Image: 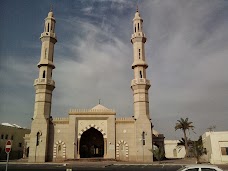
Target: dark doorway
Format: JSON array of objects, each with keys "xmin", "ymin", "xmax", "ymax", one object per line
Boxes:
[
  {"xmin": 80, "ymin": 127, "xmax": 104, "ymax": 158},
  {"xmin": 26, "ymin": 147, "xmax": 29, "ymax": 157}
]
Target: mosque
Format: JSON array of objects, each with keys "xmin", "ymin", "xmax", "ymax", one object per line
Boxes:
[{"xmin": 25, "ymin": 8, "xmax": 164, "ymax": 163}]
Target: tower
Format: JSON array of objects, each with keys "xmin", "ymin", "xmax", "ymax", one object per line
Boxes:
[
  {"xmin": 131, "ymin": 9, "xmax": 153, "ymax": 161},
  {"xmin": 28, "ymin": 10, "xmax": 57, "ymax": 162}
]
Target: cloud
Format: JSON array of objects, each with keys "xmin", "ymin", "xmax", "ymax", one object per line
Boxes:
[
  {"xmin": 81, "ymin": 7, "xmax": 93, "ymax": 14},
  {"xmin": 0, "ymin": 0, "xmax": 228, "ymax": 139},
  {"xmin": 52, "ymin": 16, "xmax": 133, "ymax": 117},
  {"xmin": 142, "ymin": 0, "xmax": 228, "ymax": 139}
]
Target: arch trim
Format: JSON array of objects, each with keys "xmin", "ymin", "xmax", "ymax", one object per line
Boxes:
[
  {"xmin": 78, "ymin": 124, "xmax": 106, "ymax": 138},
  {"xmin": 53, "ymin": 140, "xmax": 66, "ymax": 159},
  {"xmin": 116, "ymin": 140, "xmax": 129, "ymax": 160}
]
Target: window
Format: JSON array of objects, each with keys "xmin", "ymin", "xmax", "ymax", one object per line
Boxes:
[
  {"xmin": 19, "ymin": 143, "xmax": 22, "ymax": 147},
  {"xmin": 135, "ymin": 25, "xmax": 136, "ymax": 33},
  {"xmin": 221, "ymin": 147, "xmax": 228, "ymax": 155},
  {"xmin": 138, "ymin": 23, "xmax": 139, "ymax": 31},
  {"xmin": 11, "ymin": 135, "xmax": 14, "ymax": 140},
  {"xmin": 36, "ymin": 132, "xmax": 40, "ymax": 146},
  {"xmin": 186, "ymin": 169, "xmax": 199, "ymax": 171},
  {"xmin": 201, "ymin": 169, "xmax": 216, "ymax": 171},
  {"xmin": 1, "ymin": 134, "xmax": 3, "ymax": 139},
  {"xmin": 47, "ymin": 23, "xmax": 50, "ymax": 32},
  {"xmin": 42, "ymin": 70, "xmax": 46, "ymax": 78},
  {"xmin": 5, "ymin": 134, "xmax": 8, "ymax": 139},
  {"xmin": 139, "ymin": 49, "xmax": 141, "ymax": 59},
  {"xmin": 139, "ymin": 71, "xmax": 142, "ymax": 78},
  {"xmin": 58, "ymin": 145, "xmax": 61, "ymax": 152},
  {"xmin": 173, "ymin": 149, "xmax": 177, "ymax": 157}
]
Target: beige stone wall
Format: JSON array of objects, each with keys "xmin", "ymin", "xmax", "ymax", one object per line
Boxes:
[
  {"xmin": 50, "ymin": 118, "xmax": 69, "ymax": 161},
  {"xmin": 116, "ymin": 118, "xmax": 135, "ymax": 161},
  {"xmin": 0, "ymin": 125, "xmax": 30, "ymax": 160},
  {"xmin": 134, "ymin": 116, "xmax": 153, "ymax": 162}
]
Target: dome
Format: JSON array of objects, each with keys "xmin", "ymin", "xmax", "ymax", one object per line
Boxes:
[{"xmin": 91, "ymin": 104, "xmax": 110, "ymax": 110}]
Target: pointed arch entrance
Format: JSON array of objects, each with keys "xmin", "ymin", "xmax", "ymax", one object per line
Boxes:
[{"xmin": 79, "ymin": 127, "xmax": 104, "ymax": 158}]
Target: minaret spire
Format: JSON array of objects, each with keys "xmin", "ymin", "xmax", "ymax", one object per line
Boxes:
[
  {"xmin": 131, "ymin": 9, "xmax": 150, "ymax": 119},
  {"xmin": 29, "ymin": 10, "xmax": 57, "ymax": 163},
  {"xmin": 50, "ymin": 4, "xmax": 53, "ymax": 12}
]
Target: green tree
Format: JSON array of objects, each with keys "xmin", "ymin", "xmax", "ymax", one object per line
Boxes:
[
  {"xmin": 190, "ymin": 136, "xmax": 207, "ymax": 163},
  {"xmin": 150, "ymin": 146, "xmax": 165, "ymax": 162},
  {"xmin": 175, "ymin": 117, "xmax": 194, "ymax": 157}
]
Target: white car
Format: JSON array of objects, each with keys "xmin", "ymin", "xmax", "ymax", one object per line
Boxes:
[{"xmin": 177, "ymin": 165, "xmax": 223, "ymax": 171}]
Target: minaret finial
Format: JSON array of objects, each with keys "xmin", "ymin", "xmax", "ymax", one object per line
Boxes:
[
  {"xmin": 99, "ymin": 99, "xmax": 101, "ymax": 104},
  {"xmin": 50, "ymin": 4, "xmax": 53, "ymax": 12},
  {"xmin": 136, "ymin": 4, "xmax": 139, "ymax": 12}
]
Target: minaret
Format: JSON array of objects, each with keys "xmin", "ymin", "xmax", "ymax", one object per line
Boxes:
[
  {"xmin": 28, "ymin": 10, "xmax": 57, "ymax": 162},
  {"xmin": 131, "ymin": 9, "xmax": 153, "ymax": 161}
]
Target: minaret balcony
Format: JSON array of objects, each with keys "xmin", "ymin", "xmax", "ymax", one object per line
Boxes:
[
  {"xmin": 34, "ymin": 78, "xmax": 55, "ymax": 87},
  {"xmin": 132, "ymin": 61, "xmax": 148, "ymax": 69},
  {"xmin": 37, "ymin": 60, "xmax": 55, "ymax": 69},
  {"xmin": 40, "ymin": 32, "xmax": 57, "ymax": 39},
  {"xmin": 131, "ymin": 78, "xmax": 150, "ymax": 87},
  {"xmin": 131, "ymin": 33, "xmax": 147, "ymax": 43},
  {"xmin": 131, "ymin": 32, "xmax": 146, "ymax": 39}
]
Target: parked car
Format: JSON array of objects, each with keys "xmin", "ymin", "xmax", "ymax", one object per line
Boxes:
[{"xmin": 177, "ymin": 165, "xmax": 223, "ymax": 171}]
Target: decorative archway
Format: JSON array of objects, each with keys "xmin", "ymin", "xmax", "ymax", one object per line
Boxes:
[
  {"xmin": 53, "ymin": 140, "xmax": 66, "ymax": 160},
  {"xmin": 79, "ymin": 127, "xmax": 104, "ymax": 158},
  {"xmin": 116, "ymin": 140, "xmax": 129, "ymax": 160},
  {"xmin": 78, "ymin": 124, "xmax": 106, "ymax": 138}
]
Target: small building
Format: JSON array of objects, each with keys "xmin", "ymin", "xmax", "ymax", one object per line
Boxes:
[
  {"xmin": 202, "ymin": 131, "xmax": 228, "ymax": 164},
  {"xmin": 0, "ymin": 123, "xmax": 30, "ymax": 160},
  {"xmin": 164, "ymin": 140, "xmax": 186, "ymax": 159}
]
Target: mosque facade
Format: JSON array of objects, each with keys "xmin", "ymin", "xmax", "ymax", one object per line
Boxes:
[{"xmin": 25, "ymin": 9, "xmax": 163, "ymax": 162}]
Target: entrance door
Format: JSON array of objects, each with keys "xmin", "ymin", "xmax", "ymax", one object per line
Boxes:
[{"xmin": 80, "ymin": 127, "xmax": 104, "ymax": 158}]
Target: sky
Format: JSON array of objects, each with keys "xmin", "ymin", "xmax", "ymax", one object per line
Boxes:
[{"xmin": 0, "ymin": 0, "xmax": 228, "ymax": 140}]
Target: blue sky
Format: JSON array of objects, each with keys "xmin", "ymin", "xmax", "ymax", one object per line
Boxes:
[{"xmin": 0, "ymin": 0, "xmax": 228, "ymax": 139}]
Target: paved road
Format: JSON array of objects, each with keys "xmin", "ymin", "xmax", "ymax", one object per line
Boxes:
[
  {"xmin": 105, "ymin": 164, "xmax": 181, "ymax": 171},
  {"xmin": 0, "ymin": 163, "xmax": 227, "ymax": 171},
  {"xmin": 0, "ymin": 163, "xmax": 182, "ymax": 171}
]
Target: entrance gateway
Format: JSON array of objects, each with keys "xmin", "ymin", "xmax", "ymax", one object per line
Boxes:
[{"xmin": 79, "ymin": 127, "xmax": 104, "ymax": 158}]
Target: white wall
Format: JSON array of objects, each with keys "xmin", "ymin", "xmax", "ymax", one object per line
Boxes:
[
  {"xmin": 202, "ymin": 131, "xmax": 228, "ymax": 164},
  {"xmin": 164, "ymin": 140, "xmax": 186, "ymax": 159}
]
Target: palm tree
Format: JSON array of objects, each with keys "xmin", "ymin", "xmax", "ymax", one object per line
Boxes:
[
  {"xmin": 177, "ymin": 137, "xmax": 192, "ymax": 146},
  {"xmin": 175, "ymin": 117, "xmax": 194, "ymax": 157}
]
